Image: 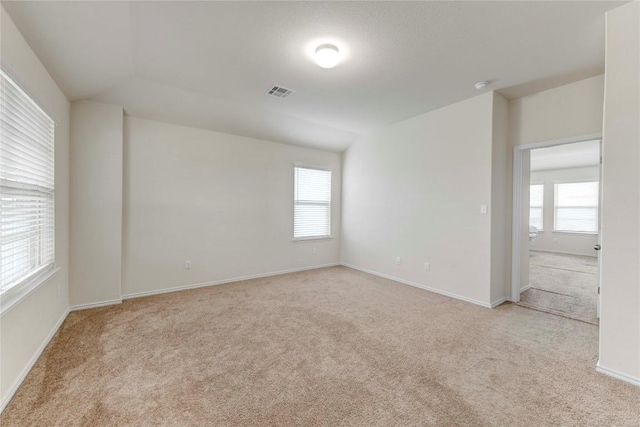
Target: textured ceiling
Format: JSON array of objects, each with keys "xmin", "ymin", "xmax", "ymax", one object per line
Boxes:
[{"xmin": 2, "ymin": 1, "xmax": 623, "ymax": 152}]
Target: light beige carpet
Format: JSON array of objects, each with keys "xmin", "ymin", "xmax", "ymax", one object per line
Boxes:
[
  {"xmin": 1, "ymin": 266, "xmax": 638, "ymax": 426},
  {"xmin": 522, "ymin": 251, "xmax": 599, "ymax": 324}
]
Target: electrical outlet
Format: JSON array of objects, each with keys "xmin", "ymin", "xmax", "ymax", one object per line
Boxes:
[
  {"xmin": 312, "ymin": 247, "xmax": 318, "ymax": 255},
  {"xmin": 396, "ymin": 257, "xmax": 402, "ymax": 265},
  {"xmin": 185, "ymin": 260, "xmax": 192, "ymax": 269},
  {"xmin": 424, "ymin": 262, "xmax": 430, "ymax": 271}
]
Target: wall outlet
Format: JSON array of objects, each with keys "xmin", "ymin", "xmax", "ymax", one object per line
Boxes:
[
  {"xmin": 312, "ymin": 247, "xmax": 318, "ymax": 255},
  {"xmin": 424, "ymin": 262, "xmax": 430, "ymax": 271},
  {"xmin": 185, "ymin": 260, "xmax": 192, "ymax": 269},
  {"xmin": 480, "ymin": 204, "xmax": 488, "ymax": 214},
  {"xmin": 396, "ymin": 257, "xmax": 402, "ymax": 265}
]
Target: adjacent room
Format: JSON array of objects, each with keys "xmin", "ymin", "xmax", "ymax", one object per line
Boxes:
[
  {"xmin": 523, "ymin": 140, "xmax": 601, "ymax": 324},
  {"xmin": 0, "ymin": 1, "xmax": 639, "ymax": 426}
]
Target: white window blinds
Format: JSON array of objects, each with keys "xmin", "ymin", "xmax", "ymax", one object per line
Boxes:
[
  {"xmin": 294, "ymin": 166, "xmax": 331, "ymax": 239},
  {"xmin": 1, "ymin": 69, "xmax": 55, "ymax": 293},
  {"xmin": 554, "ymin": 181, "xmax": 599, "ymax": 233},
  {"xmin": 529, "ymin": 184, "xmax": 544, "ymax": 230}
]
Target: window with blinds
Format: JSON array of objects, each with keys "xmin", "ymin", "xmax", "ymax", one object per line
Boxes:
[
  {"xmin": 1, "ymin": 69, "xmax": 55, "ymax": 294},
  {"xmin": 294, "ymin": 165, "xmax": 331, "ymax": 239},
  {"xmin": 529, "ymin": 184, "xmax": 544, "ymax": 230},
  {"xmin": 554, "ymin": 181, "xmax": 599, "ymax": 234}
]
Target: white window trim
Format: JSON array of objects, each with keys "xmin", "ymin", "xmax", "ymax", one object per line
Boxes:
[
  {"xmin": 292, "ymin": 236, "xmax": 333, "ymax": 242},
  {"xmin": 553, "ymin": 179, "xmax": 600, "ymax": 185},
  {"xmin": 293, "ymin": 163, "xmax": 332, "ymax": 241},
  {"xmin": 0, "ymin": 266, "xmax": 60, "ymax": 317},
  {"xmin": 553, "ymin": 180, "xmax": 599, "ymax": 234},
  {"xmin": 293, "ymin": 162, "xmax": 332, "ymax": 172},
  {"xmin": 552, "ymin": 230, "xmax": 598, "ymax": 236},
  {"xmin": 0, "ymin": 67, "xmax": 57, "ymax": 307}
]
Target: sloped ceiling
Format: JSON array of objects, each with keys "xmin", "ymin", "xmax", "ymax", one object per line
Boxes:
[{"xmin": 2, "ymin": 1, "xmax": 622, "ymax": 151}]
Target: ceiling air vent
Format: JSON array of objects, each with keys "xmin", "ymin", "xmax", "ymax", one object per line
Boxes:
[{"xmin": 266, "ymin": 85, "xmax": 294, "ymax": 99}]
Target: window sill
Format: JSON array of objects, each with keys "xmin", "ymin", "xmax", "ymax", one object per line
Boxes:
[
  {"xmin": 552, "ymin": 231, "xmax": 598, "ymax": 236},
  {"xmin": 292, "ymin": 236, "xmax": 333, "ymax": 242},
  {"xmin": 0, "ymin": 266, "xmax": 61, "ymax": 317}
]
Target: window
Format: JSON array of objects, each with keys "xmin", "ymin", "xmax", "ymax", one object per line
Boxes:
[
  {"xmin": 554, "ymin": 181, "xmax": 599, "ymax": 233},
  {"xmin": 1, "ymin": 69, "xmax": 55, "ymax": 294},
  {"xmin": 294, "ymin": 165, "xmax": 331, "ymax": 240},
  {"xmin": 529, "ymin": 184, "xmax": 544, "ymax": 230}
]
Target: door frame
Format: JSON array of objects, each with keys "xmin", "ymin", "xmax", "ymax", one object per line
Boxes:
[{"xmin": 510, "ymin": 133, "xmax": 602, "ymax": 302}]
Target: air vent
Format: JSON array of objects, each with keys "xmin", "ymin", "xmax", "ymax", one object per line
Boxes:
[{"xmin": 266, "ymin": 85, "xmax": 294, "ymax": 99}]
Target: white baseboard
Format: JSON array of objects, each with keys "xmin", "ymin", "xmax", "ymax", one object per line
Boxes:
[
  {"xmin": 491, "ymin": 297, "xmax": 508, "ymax": 308},
  {"xmin": 520, "ymin": 285, "xmax": 531, "ymax": 294},
  {"xmin": 0, "ymin": 307, "xmax": 70, "ymax": 413},
  {"xmin": 122, "ymin": 263, "xmax": 340, "ymax": 300},
  {"xmin": 530, "ymin": 248, "xmax": 597, "ymax": 258},
  {"xmin": 69, "ymin": 299, "xmax": 122, "ymax": 312},
  {"xmin": 596, "ymin": 361, "xmax": 640, "ymax": 387},
  {"xmin": 341, "ymin": 263, "xmax": 493, "ymax": 309}
]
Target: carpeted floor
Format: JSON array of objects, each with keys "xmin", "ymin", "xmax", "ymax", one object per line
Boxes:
[
  {"xmin": 2, "ymin": 266, "xmax": 638, "ymax": 426},
  {"xmin": 521, "ymin": 251, "xmax": 599, "ymax": 324}
]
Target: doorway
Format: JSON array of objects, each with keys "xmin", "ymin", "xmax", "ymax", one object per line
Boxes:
[{"xmin": 511, "ymin": 135, "xmax": 602, "ymax": 324}]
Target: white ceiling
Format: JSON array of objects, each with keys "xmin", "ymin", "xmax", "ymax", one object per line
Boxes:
[
  {"xmin": 530, "ymin": 140, "xmax": 601, "ymax": 172},
  {"xmin": 2, "ymin": 1, "xmax": 623, "ymax": 152}
]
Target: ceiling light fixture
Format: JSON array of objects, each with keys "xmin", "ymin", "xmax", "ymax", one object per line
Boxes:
[
  {"xmin": 474, "ymin": 81, "xmax": 489, "ymax": 90},
  {"xmin": 315, "ymin": 44, "xmax": 340, "ymax": 68}
]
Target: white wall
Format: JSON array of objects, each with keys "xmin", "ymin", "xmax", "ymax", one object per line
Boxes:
[
  {"xmin": 508, "ymin": 75, "xmax": 604, "ymax": 301},
  {"xmin": 122, "ymin": 117, "xmax": 341, "ymax": 296},
  {"xmin": 341, "ymin": 92, "xmax": 508, "ymax": 307},
  {"xmin": 70, "ymin": 100, "xmax": 123, "ymax": 307},
  {"xmin": 509, "ymin": 75, "xmax": 604, "ymax": 147},
  {"xmin": 490, "ymin": 94, "xmax": 510, "ymax": 303},
  {"xmin": 530, "ymin": 166, "xmax": 600, "ymax": 257},
  {"xmin": 0, "ymin": 7, "xmax": 70, "ymax": 407},
  {"xmin": 598, "ymin": 1, "xmax": 640, "ymax": 385}
]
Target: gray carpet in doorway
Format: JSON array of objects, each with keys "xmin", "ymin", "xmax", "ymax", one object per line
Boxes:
[{"xmin": 520, "ymin": 251, "xmax": 599, "ymax": 324}]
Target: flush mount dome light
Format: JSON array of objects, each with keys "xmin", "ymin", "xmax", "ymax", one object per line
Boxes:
[{"xmin": 315, "ymin": 44, "xmax": 340, "ymax": 68}]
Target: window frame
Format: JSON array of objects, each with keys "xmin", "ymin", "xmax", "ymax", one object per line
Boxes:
[
  {"xmin": 553, "ymin": 179, "xmax": 599, "ymax": 235},
  {"xmin": 292, "ymin": 162, "xmax": 332, "ymax": 242},
  {"xmin": 529, "ymin": 183, "xmax": 544, "ymax": 232},
  {"xmin": 0, "ymin": 67, "xmax": 58, "ymax": 315}
]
